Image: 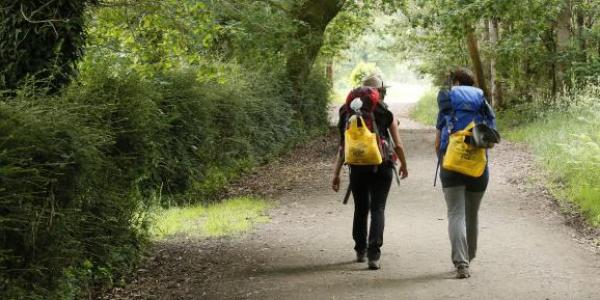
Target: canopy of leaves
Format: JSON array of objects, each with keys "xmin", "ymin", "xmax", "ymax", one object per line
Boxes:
[
  {"xmin": 87, "ymin": 0, "xmax": 217, "ymax": 75},
  {"xmin": 390, "ymin": 0, "xmax": 600, "ymax": 105}
]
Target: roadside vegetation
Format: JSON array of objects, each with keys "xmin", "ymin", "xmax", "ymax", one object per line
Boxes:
[
  {"xmin": 499, "ymin": 85, "xmax": 600, "ymax": 226},
  {"xmin": 149, "ymin": 197, "xmax": 271, "ymax": 240},
  {"xmin": 409, "ymin": 90, "xmax": 438, "ymax": 126},
  {"xmin": 0, "ymin": 1, "xmax": 396, "ymax": 299}
]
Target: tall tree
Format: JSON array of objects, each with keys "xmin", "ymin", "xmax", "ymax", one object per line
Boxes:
[
  {"xmin": 465, "ymin": 24, "xmax": 491, "ymax": 100},
  {"xmin": 488, "ymin": 18, "xmax": 503, "ymax": 107},
  {"xmin": 555, "ymin": 0, "xmax": 572, "ymax": 92},
  {"xmin": 0, "ymin": 0, "xmax": 94, "ymax": 91},
  {"xmin": 286, "ymin": 0, "xmax": 345, "ymax": 100}
]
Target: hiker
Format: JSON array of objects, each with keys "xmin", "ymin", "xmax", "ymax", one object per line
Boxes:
[
  {"xmin": 331, "ymin": 75, "xmax": 408, "ymax": 270},
  {"xmin": 435, "ymin": 68, "xmax": 498, "ymax": 279}
]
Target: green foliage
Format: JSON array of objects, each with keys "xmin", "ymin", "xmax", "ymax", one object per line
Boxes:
[
  {"xmin": 321, "ymin": 5, "xmax": 376, "ymax": 58},
  {"xmin": 349, "ymin": 61, "xmax": 381, "ymax": 87},
  {"xmin": 0, "ymin": 0, "xmax": 335, "ymax": 298},
  {"xmin": 0, "ymin": 80, "xmax": 148, "ymax": 299},
  {"xmin": 1, "ymin": 41, "xmax": 330, "ymax": 300},
  {"xmin": 409, "ymin": 89, "xmax": 438, "ymax": 126},
  {"xmin": 0, "ymin": 0, "xmax": 93, "ymax": 91},
  {"xmin": 86, "ymin": 0, "xmax": 217, "ymax": 75},
  {"xmin": 210, "ymin": 0, "xmax": 299, "ymax": 70},
  {"xmin": 499, "ymin": 85, "xmax": 600, "ymax": 225},
  {"xmin": 149, "ymin": 197, "xmax": 270, "ymax": 240},
  {"xmin": 392, "ymin": 0, "xmax": 600, "ymax": 105},
  {"xmin": 0, "ymin": 62, "xmax": 329, "ymax": 298}
]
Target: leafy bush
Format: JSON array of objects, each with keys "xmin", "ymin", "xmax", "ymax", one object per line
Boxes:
[
  {"xmin": 1, "ymin": 0, "xmax": 332, "ymax": 298},
  {"xmin": 0, "ymin": 54, "xmax": 329, "ymax": 298},
  {"xmin": 0, "ymin": 83, "xmax": 148, "ymax": 299},
  {"xmin": 349, "ymin": 62, "xmax": 381, "ymax": 87}
]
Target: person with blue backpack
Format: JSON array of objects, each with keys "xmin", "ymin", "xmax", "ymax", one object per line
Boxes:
[{"xmin": 435, "ymin": 68, "xmax": 498, "ymax": 279}]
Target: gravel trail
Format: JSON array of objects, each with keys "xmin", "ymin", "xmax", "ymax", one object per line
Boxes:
[{"xmin": 104, "ymin": 102, "xmax": 600, "ymax": 300}]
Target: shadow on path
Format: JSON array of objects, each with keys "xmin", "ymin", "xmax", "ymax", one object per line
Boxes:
[{"xmin": 256, "ymin": 260, "xmax": 356, "ymax": 276}]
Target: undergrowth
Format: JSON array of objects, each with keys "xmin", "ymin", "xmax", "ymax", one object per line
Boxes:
[
  {"xmin": 498, "ymin": 85, "xmax": 600, "ymax": 226},
  {"xmin": 409, "ymin": 89, "xmax": 438, "ymax": 126},
  {"xmin": 0, "ymin": 60, "xmax": 329, "ymax": 299},
  {"xmin": 149, "ymin": 197, "xmax": 270, "ymax": 240}
]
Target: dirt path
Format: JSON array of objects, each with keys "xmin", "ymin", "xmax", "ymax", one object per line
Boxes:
[{"xmin": 104, "ymin": 103, "xmax": 600, "ymax": 300}]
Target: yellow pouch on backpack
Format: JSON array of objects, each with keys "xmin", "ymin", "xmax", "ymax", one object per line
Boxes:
[
  {"xmin": 344, "ymin": 115, "xmax": 383, "ymax": 165},
  {"xmin": 442, "ymin": 122, "xmax": 487, "ymax": 177}
]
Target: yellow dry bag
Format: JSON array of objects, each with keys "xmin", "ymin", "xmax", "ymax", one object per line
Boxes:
[
  {"xmin": 442, "ymin": 122, "xmax": 487, "ymax": 177},
  {"xmin": 344, "ymin": 115, "xmax": 383, "ymax": 165}
]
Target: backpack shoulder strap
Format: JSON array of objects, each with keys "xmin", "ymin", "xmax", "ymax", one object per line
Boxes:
[
  {"xmin": 479, "ymin": 99, "xmax": 496, "ymax": 127},
  {"xmin": 370, "ymin": 111, "xmax": 380, "ymax": 137},
  {"xmin": 374, "ymin": 103, "xmax": 393, "ymax": 130},
  {"xmin": 338, "ymin": 107, "xmax": 350, "ymax": 148}
]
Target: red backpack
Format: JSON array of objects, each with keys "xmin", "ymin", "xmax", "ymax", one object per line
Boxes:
[{"xmin": 339, "ymin": 87, "xmax": 396, "ymax": 164}]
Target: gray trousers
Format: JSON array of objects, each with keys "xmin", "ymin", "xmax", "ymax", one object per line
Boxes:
[{"xmin": 443, "ymin": 186, "xmax": 484, "ymax": 267}]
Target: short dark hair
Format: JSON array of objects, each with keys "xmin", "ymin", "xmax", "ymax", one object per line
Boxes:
[{"xmin": 450, "ymin": 68, "xmax": 476, "ymax": 86}]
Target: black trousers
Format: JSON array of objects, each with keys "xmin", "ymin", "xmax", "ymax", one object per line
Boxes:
[
  {"xmin": 350, "ymin": 164, "xmax": 393, "ymax": 260},
  {"xmin": 440, "ymin": 166, "xmax": 489, "ymax": 192}
]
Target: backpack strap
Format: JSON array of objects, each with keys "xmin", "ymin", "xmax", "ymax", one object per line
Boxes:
[
  {"xmin": 369, "ymin": 111, "xmax": 382, "ymax": 156},
  {"xmin": 479, "ymin": 100, "xmax": 496, "ymax": 127},
  {"xmin": 370, "ymin": 111, "xmax": 380, "ymax": 137}
]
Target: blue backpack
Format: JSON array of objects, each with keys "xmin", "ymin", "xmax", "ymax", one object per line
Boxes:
[
  {"xmin": 439, "ymin": 86, "xmax": 496, "ymax": 154},
  {"xmin": 434, "ymin": 86, "xmax": 496, "ymax": 186}
]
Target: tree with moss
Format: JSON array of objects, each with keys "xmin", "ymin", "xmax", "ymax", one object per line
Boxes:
[{"xmin": 0, "ymin": 0, "xmax": 96, "ymax": 91}]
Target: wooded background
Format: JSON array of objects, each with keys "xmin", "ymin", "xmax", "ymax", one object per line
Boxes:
[
  {"xmin": 1, "ymin": 1, "xmax": 598, "ymax": 299},
  {"xmin": 392, "ymin": 0, "xmax": 600, "ymax": 107}
]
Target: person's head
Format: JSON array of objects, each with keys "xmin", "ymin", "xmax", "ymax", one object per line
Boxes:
[
  {"xmin": 449, "ymin": 68, "xmax": 476, "ymax": 87},
  {"xmin": 362, "ymin": 74, "xmax": 389, "ymax": 99}
]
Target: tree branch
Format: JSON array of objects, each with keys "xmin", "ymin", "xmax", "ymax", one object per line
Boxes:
[{"xmin": 20, "ymin": 3, "xmax": 68, "ymax": 38}]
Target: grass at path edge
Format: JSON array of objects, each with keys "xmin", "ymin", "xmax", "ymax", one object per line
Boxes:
[
  {"xmin": 409, "ymin": 89, "xmax": 438, "ymax": 126},
  {"xmin": 149, "ymin": 197, "xmax": 271, "ymax": 240},
  {"xmin": 499, "ymin": 107, "xmax": 600, "ymax": 226}
]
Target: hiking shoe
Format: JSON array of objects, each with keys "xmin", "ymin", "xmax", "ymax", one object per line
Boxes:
[
  {"xmin": 456, "ymin": 265, "xmax": 470, "ymax": 279},
  {"xmin": 356, "ymin": 252, "xmax": 366, "ymax": 263},
  {"xmin": 368, "ymin": 259, "xmax": 380, "ymax": 270}
]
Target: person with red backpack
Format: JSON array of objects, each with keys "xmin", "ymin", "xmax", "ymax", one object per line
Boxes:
[
  {"xmin": 331, "ymin": 75, "xmax": 408, "ymax": 270},
  {"xmin": 435, "ymin": 68, "xmax": 498, "ymax": 279}
]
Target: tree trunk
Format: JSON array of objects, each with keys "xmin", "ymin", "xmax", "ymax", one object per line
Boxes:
[
  {"xmin": 286, "ymin": 0, "xmax": 344, "ymax": 105},
  {"xmin": 488, "ymin": 18, "xmax": 504, "ymax": 108},
  {"xmin": 326, "ymin": 60, "xmax": 334, "ymax": 84},
  {"xmin": 465, "ymin": 24, "xmax": 491, "ymax": 101},
  {"xmin": 542, "ymin": 28, "xmax": 559, "ymax": 96},
  {"xmin": 484, "ymin": 19, "xmax": 491, "ymax": 85},
  {"xmin": 576, "ymin": 9, "xmax": 586, "ymax": 61},
  {"xmin": 0, "ymin": 0, "xmax": 91, "ymax": 92},
  {"xmin": 555, "ymin": 0, "xmax": 572, "ymax": 92}
]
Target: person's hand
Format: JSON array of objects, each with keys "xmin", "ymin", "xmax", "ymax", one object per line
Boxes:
[
  {"xmin": 399, "ymin": 165, "xmax": 408, "ymax": 179},
  {"xmin": 332, "ymin": 175, "xmax": 340, "ymax": 192}
]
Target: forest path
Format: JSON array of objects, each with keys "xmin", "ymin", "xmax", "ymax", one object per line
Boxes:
[{"xmin": 105, "ymin": 102, "xmax": 600, "ymax": 300}]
